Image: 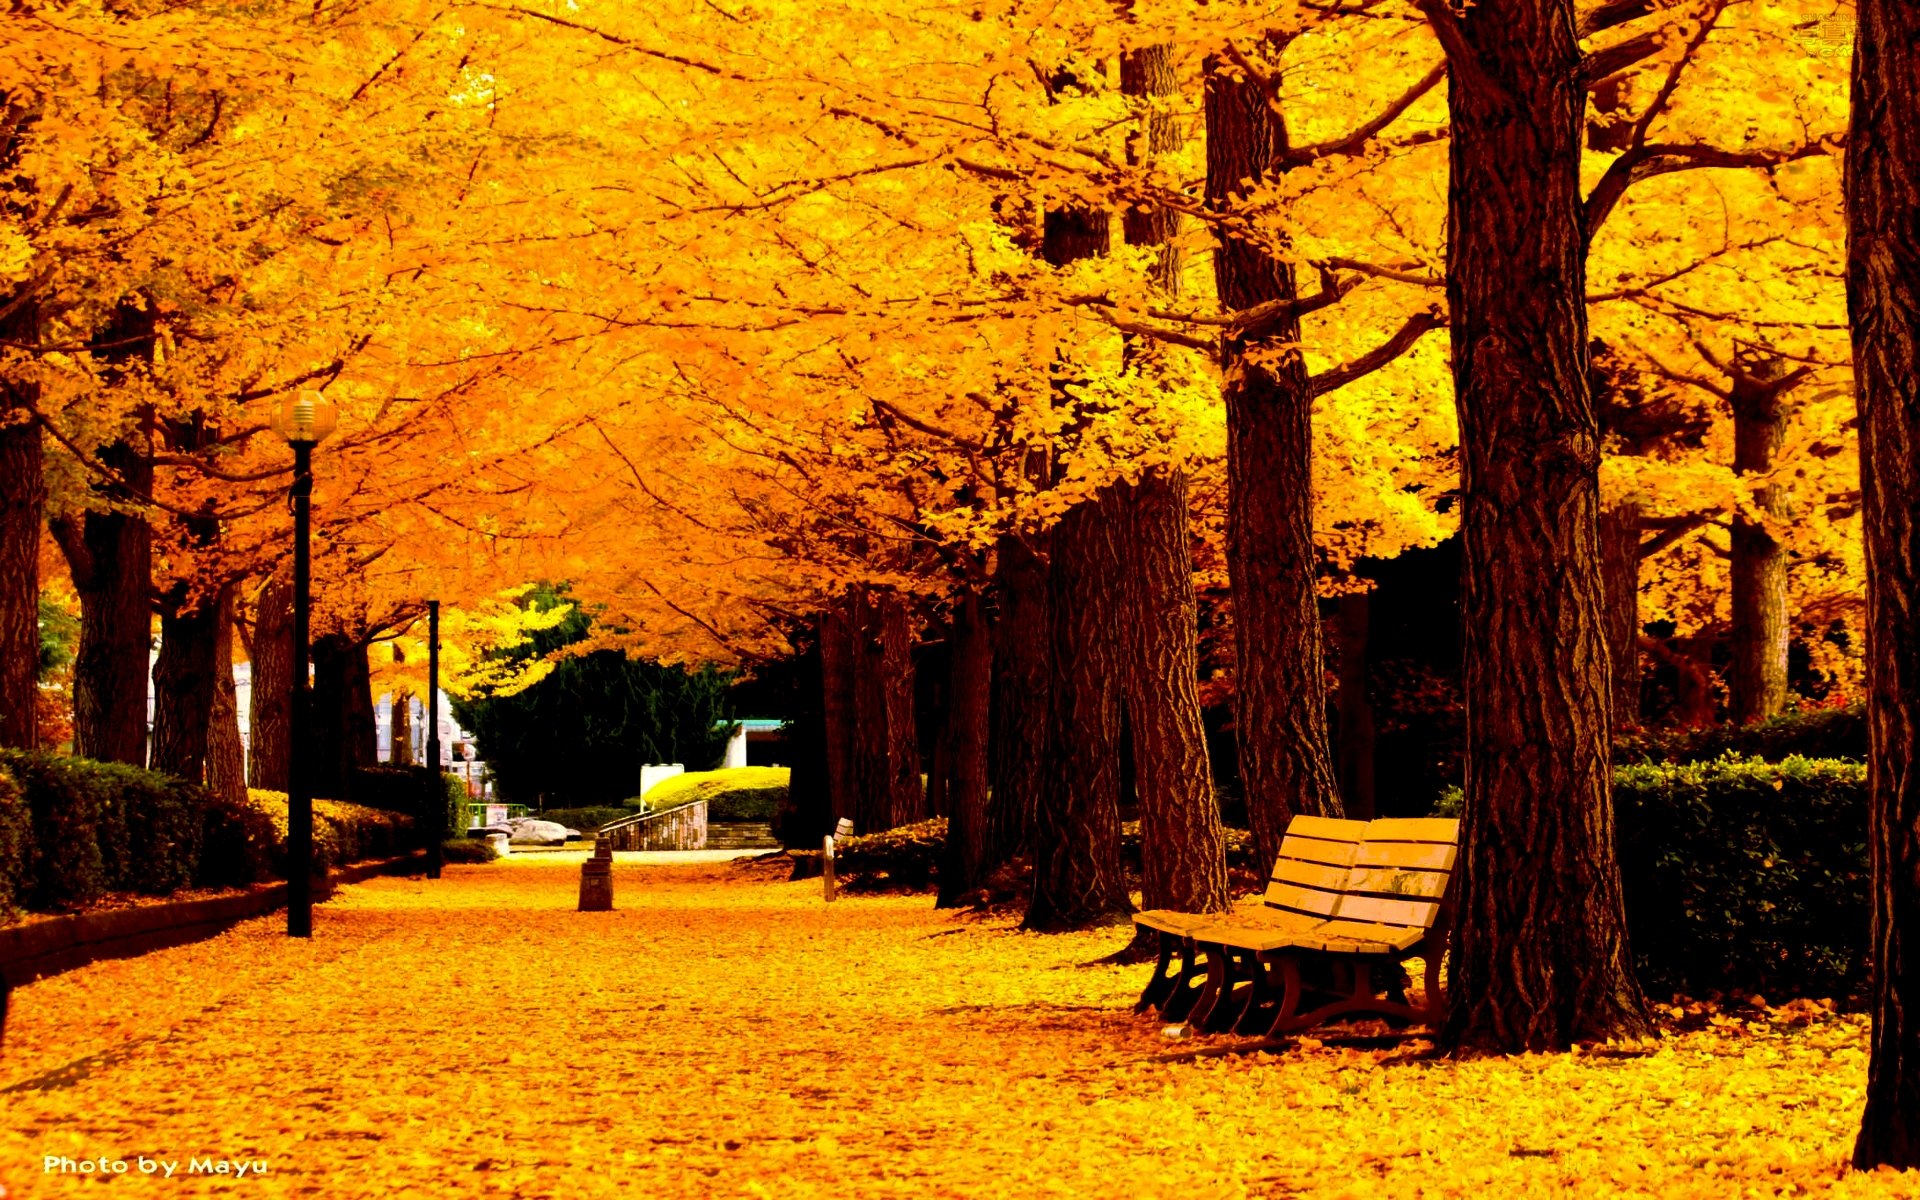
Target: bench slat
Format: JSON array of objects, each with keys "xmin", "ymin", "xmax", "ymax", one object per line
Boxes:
[
  {"xmin": 1262, "ymin": 882, "xmax": 1344, "ymax": 917},
  {"xmin": 1289, "ymin": 815, "xmax": 1371, "ymax": 841},
  {"xmin": 1364, "ymin": 817, "xmax": 1459, "ymax": 843},
  {"xmin": 1273, "ymin": 858, "xmax": 1348, "ymax": 891},
  {"xmin": 1292, "ymin": 920, "xmax": 1430, "ymax": 954},
  {"xmin": 1276, "ymin": 835, "xmax": 1364, "ymax": 869},
  {"xmin": 1336, "ymin": 893, "xmax": 1440, "ymax": 928},
  {"xmin": 1354, "ymin": 841, "xmax": 1458, "ymax": 871},
  {"xmin": 1344, "ymin": 866, "xmax": 1450, "ymax": 899}
]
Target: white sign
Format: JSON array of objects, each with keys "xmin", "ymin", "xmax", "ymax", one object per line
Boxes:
[{"xmin": 485, "ymin": 804, "xmax": 508, "ymax": 825}]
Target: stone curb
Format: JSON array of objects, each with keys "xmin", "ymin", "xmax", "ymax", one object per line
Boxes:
[{"xmin": 0, "ymin": 852, "xmax": 425, "ymax": 994}]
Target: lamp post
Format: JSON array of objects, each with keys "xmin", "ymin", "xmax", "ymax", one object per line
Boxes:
[
  {"xmin": 272, "ymin": 391, "xmax": 337, "ymax": 938},
  {"xmin": 426, "ymin": 599, "xmax": 442, "ymax": 880}
]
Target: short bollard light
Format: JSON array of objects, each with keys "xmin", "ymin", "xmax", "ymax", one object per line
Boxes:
[
  {"xmin": 578, "ymin": 836, "xmax": 614, "ymax": 912},
  {"xmin": 823, "ymin": 818, "xmax": 852, "ymax": 903}
]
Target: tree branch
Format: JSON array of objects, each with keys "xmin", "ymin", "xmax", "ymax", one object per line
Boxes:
[{"xmin": 1309, "ymin": 307, "xmax": 1446, "ymax": 397}]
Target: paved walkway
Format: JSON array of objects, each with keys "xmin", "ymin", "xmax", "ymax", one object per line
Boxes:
[{"xmin": 0, "ymin": 862, "xmax": 1887, "ymax": 1198}]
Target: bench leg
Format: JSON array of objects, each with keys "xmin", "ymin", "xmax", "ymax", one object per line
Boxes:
[
  {"xmin": 1190, "ymin": 944, "xmax": 1259, "ymax": 1033},
  {"xmin": 1134, "ymin": 931, "xmax": 1180, "ymax": 1015},
  {"xmin": 1158, "ymin": 937, "xmax": 1208, "ymax": 1023}
]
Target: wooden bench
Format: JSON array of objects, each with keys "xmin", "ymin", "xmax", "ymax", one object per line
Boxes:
[
  {"xmin": 1132, "ymin": 815, "xmax": 1371, "ymax": 1023},
  {"xmin": 1184, "ymin": 817, "xmax": 1459, "ymax": 1037}
]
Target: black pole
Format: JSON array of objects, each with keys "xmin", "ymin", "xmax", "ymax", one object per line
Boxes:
[
  {"xmin": 426, "ymin": 599, "xmax": 443, "ymax": 879},
  {"xmin": 287, "ymin": 440, "xmax": 314, "ymax": 937}
]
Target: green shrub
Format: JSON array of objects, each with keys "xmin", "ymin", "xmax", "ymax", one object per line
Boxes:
[
  {"xmin": 441, "ymin": 837, "xmax": 499, "ymax": 864},
  {"xmin": 0, "ymin": 764, "xmax": 27, "ymax": 916},
  {"xmin": 643, "ymin": 767, "xmax": 788, "ymax": 822},
  {"xmin": 197, "ymin": 790, "xmax": 277, "ymax": 888},
  {"xmin": 834, "ymin": 819, "xmax": 945, "ymax": 891},
  {"xmin": 536, "ymin": 806, "xmax": 633, "ymax": 833},
  {"xmin": 1439, "ymin": 756, "xmax": 1866, "ymax": 1001},
  {"xmin": 1616, "ymin": 705, "xmax": 1867, "ymax": 765},
  {"xmin": 707, "ymin": 787, "xmax": 784, "ymax": 823}
]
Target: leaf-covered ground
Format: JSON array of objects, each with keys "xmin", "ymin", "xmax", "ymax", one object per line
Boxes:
[{"xmin": 3, "ymin": 859, "xmax": 1915, "ymax": 1199}]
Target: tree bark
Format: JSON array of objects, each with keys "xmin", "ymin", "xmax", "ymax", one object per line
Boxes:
[
  {"xmin": 149, "ymin": 592, "xmax": 219, "ymax": 783},
  {"xmin": 1117, "ymin": 470, "xmax": 1228, "ymax": 912},
  {"xmin": 1728, "ymin": 365, "xmax": 1793, "ymax": 725},
  {"xmin": 937, "ymin": 589, "xmax": 993, "ymax": 906},
  {"xmin": 847, "ymin": 585, "xmax": 922, "ymax": 832},
  {"xmin": 248, "ymin": 568, "xmax": 293, "ymax": 791},
  {"xmin": 1598, "ymin": 502, "xmax": 1644, "ymax": 731},
  {"xmin": 818, "ymin": 599, "xmax": 857, "ymax": 825},
  {"xmin": 390, "ymin": 688, "xmax": 414, "ymax": 766},
  {"xmin": 1433, "ymin": 0, "xmax": 1650, "ymax": 1051},
  {"xmin": 0, "ymin": 415, "xmax": 42, "ymax": 752},
  {"xmin": 311, "ymin": 633, "xmax": 357, "ymax": 800},
  {"xmin": 1206, "ymin": 48, "xmax": 1344, "ymax": 876},
  {"xmin": 53, "ymin": 441, "xmax": 154, "ymax": 765},
  {"xmin": 1026, "ymin": 488, "xmax": 1132, "ymax": 931},
  {"xmin": 346, "ymin": 638, "xmax": 377, "ymax": 772},
  {"xmin": 988, "ymin": 531, "xmax": 1050, "ymax": 859},
  {"xmin": 1334, "ymin": 592, "xmax": 1377, "ymax": 820},
  {"xmin": 1847, "ymin": 0, "xmax": 1920, "ymax": 1166},
  {"xmin": 206, "ymin": 582, "xmax": 247, "ymax": 803}
]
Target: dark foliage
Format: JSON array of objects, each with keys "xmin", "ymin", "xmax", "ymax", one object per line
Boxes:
[
  {"xmin": 451, "ymin": 584, "xmax": 737, "ymax": 807},
  {"xmin": 1616, "ymin": 704, "xmax": 1867, "ymax": 765}
]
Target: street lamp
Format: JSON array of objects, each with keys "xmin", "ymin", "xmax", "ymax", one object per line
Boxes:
[
  {"xmin": 273, "ymin": 390, "xmax": 337, "ymax": 937},
  {"xmin": 425, "ymin": 599, "xmax": 442, "ymax": 880}
]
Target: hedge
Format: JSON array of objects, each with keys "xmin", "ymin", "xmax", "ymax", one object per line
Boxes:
[
  {"xmin": 643, "ymin": 767, "xmax": 788, "ymax": 823},
  {"xmin": 828, "ymin": 820, "xmax": 1263, "ymax": 894},
  {"xmin": 0, "ymin": 750, "xmax": 418, "ymax": 921},
  {"xmin": 1616, "ymin": 705, "xmax": 1866, "ymax": 765},
  {"xmin": 1439, "ymin": 756, "xmax": 1867, "ymax": 1001},
  {"xmin": 534, "ymin": 807, "xmax": 632, "ymax": 834},
  {"xmin": 349, "ymin": 766, "xmax": 469, "ymax": 841}
]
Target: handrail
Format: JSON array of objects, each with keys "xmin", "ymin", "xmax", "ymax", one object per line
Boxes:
[{"xmin": 596, "ymin": 798, "xmax": 705, "ymax": 834}]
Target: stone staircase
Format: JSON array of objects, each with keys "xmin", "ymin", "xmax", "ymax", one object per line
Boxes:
[{"xmin": 706, "ymin": 822, "xmax": 781, "ymax": 851}]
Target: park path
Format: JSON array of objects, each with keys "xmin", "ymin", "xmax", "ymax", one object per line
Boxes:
[{"xmin": 0, "ymin": 860, "xmax": 1905, "ymax": 1199}]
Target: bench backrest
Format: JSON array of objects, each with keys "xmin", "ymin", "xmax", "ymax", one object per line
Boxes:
[
  {"xmin": 1337, "ymin": 817, "xmax": 1460, "ymax": 933},
  {"xmin": 1261, "ymin": 815, "xmax": 1371, "ymax": 920}
]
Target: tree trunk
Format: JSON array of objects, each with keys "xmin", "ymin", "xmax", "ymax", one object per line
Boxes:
[
  {"xmin": 1115, "ymin": 42, "xmax": 1227, "ymax": 916},
  {"xmin": 390, "ymin": 689, "xmax": 414, "ymax": 766},
  {"xmin": 1117, "ymin": 470, "xmax": 1227, "ymax": 913},
  {"xmin": 783, "ymin": 638, "xmax": 835, "ymax": 847},
  {"xmin": 818, "ymin": 599, "xmax": 857, "ymax": 825},
  {"xmin": 1728, "ymin": 368, "xmax": 1792, "ymax": 725},
  {"xmin": 1847, "ymin": 0, "xmax": 1920, "ymax": 1166},
  {"xmin": 55, "ymin": 441, "xmax": 154, "ymax": 765},
  {"xmin": 1435, "ymin": 0, "xmax": 1650, "ymax": 1051},
  {"xmin": 937, "ymin": 589, "xmax": 993, "ymax": 907},
  {"xmin": 311, "ymin": 633, "xmax": 356, "ymax": 800},
  {"xmin": 149, "ymin": 593, "xmax": 219, "ymax": 783},
  {"xmin": 924, "ymin": 640, "xmax": 951, "ymax": 820},
  {"xmin": 248, "ymin": 568, "xmax": 293, "ymax": 791},
  {"xmin": 0, "ymin": 416, "xmax": 42, "ymax": 751},
  {"xmin": 1206, "ymin": 48, "xmax": 1344, "ymax": 876},
  {"xmin": 1598, "ymin": 502, "xmax": 1643, "ymax": 731},
  {"xmin": 848, "ymin": 586, "xmax": 922, "ymax": 832},
  {"xmin": 1334, "ymin": 592, "xmax": 1377, "ymax": 820},
  {"xmin": 346, "ymin": 638, "xmax": 377, "ymax": 772},
  {"xmin": 989, "ymin": 531, "xmax": 1050, "ymax": 859},
  {"xmin": 1026, "ymin": 488, "xmax": 1132, "ymax": 931},
  {"xmin": 206, "ymin": 582, "xmax": 247, "ymax": 803}
]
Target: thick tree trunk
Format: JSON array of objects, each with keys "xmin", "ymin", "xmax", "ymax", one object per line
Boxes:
[
  {"xmin": 1847, "ymin": 0, "xmax": 1920, "ymax": 1166},
  {"xmin": 346, "ymin": 639, "xmax": 377, "ymax": 772},
  {"xmin": 988, "ymin": 531, "xmax": 1050, "ymax": 858},
  {"xmin": 818, "ymin": 600, "xmax": 857, "ymax": 825},
  {"xmin": 55, "ymin": 442, "xmax": 154, "ymax": 765},
  {"xmin": 390, "ymin": 689, "xmax": 414, "ymax": 766},
  {"xmin": 206, "ymin": 582, "xmax": 247, "ymax": 803},
  {"xmin": 248, "ymin": 568, "xmax": 293, "ymax": 791},
  {"xmin": 311, "ymin": 633, "xmax": 356, "ymax": 800},
  {"xmin": 1117, "ymin": 471, "xmax": 1227, "ymax": 913},
  {"xmin": 1598, "ymin": 502, "xmax": 1644, "ymax": 731},
  {"xmin": 1435, "ymin": 0, "xmax": 1650, "ymax": 1051},
  {"xmin": 1334, "ymin": 593, "xmax": 1378, "ymax": 820},
  {"xmin": 1026, "ymin": 489, "xmax": 1131, "ymax": 930},
  {"xmin": 1728, "ymin": 369, "xmax": 1792, "ymax": 725},
  {"xmin": 0, "ymin": 416, "xmax": 42, "ymax": 751},
  {"xmin": 847, "ymin": 586, "xmax": 922, "ymax": 832},
  {"xmin": 1115, "ymin": 43, "xmax": 1227, "ymax": 916},
  {"xmin": 149, "ymin": 593, "xmax": 219, "ymax": 783},
  {"xmin": 937, "ymin": 589, "xmax": 994, "ymax": 906},
  {"xmin": 1206, "ymin": 51, "xmax": 1345, "ymax": 875},
  {"xmin": 783, "ymin": 639, "xmax": 835, "ymax": 847}
]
